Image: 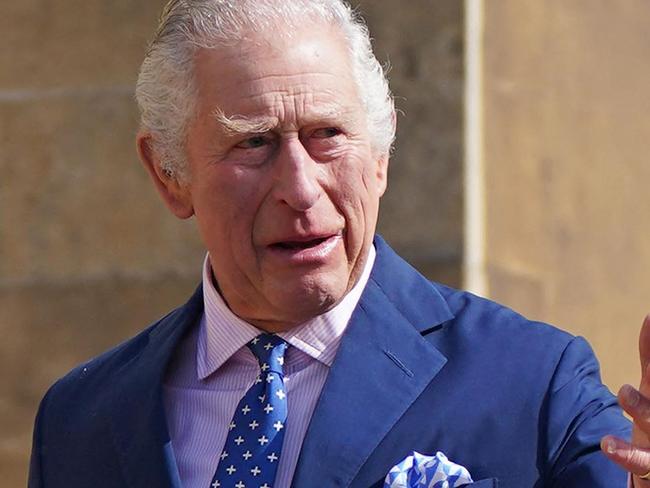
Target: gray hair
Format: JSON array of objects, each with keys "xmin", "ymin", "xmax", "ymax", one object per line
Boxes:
[{"xmin": 135, "ymin": 0, "xmax": 395, "ymax": 180}]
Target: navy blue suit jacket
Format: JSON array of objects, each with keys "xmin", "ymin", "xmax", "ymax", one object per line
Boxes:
[{"xmin": 29, "ymin": 237, "xmax": 631, "ymax": 487}]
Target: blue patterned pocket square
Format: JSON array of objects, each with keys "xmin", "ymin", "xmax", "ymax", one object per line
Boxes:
[{"xmin": 384, "ymin": 451, "xmax": 474, "ymax": 488}]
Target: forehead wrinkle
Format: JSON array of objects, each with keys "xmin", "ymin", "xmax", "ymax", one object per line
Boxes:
[
  {"xmin": 212, "ymin": 101, "xmax": 358, "ymax": 135},
  {"xmin": 274, "ymin": 92, "xmax": 359, "ymax": 127}
]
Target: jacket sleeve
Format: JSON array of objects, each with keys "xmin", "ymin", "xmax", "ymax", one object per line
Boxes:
[
  {"xmin": 29, "ymin": 387, "xmax": 52, "ymax": 488},
  {"xmin": 542, "ymin": 336, "xmax": 631, "ymax": 487}
]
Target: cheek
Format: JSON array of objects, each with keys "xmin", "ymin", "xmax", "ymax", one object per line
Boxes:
[
  {"xmin": 193, "ymin": 169, "xmax": 269, "ymax": 239},
  {"xmin": 328, "ymin": 153, "xmax": 381, "ymax": 212}
]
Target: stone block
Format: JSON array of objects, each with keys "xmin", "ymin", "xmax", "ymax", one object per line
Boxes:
[
  {"xmin": 0, "ymin": 92, "xmax": 205, "ymax": 285},
  {"xmin": 0, "ymin": 0, "xmax": 167, "ymax": 91}
]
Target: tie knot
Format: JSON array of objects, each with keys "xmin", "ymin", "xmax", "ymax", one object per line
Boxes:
[{"xmin": 248, "ymin": 334, "xmax": 287, "ymax": 372}]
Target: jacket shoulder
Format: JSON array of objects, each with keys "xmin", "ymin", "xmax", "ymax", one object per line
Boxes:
[
  {"xmin": 434, "ymin": 281, "xmax": 576, "ymax": 350},
  {"xmin": 51, "ymin": 306, "xmax": 182, "ymax": 396},
  {"xmin": 34, "ymin": 287, "xmax": 202, "ymax": 441},
  {"xmin": 29, "ymin": 285, "xmax": 203, "ymax": 486}
]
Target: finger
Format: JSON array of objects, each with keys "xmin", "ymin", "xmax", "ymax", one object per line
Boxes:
[
  {"xmin": 639, "ymin": 314, "xmax": 650, "ymax": 378},
  {"xmin": 601, "ymin": 435, "xmax": 650, "ymax": 478},
  {"xmin": 619, "ymin": 384, "xmax": 650, "ymax": 442},
  {"xmin": 641, "ymin": 361, "xmax": 650, "ymax": 395}
]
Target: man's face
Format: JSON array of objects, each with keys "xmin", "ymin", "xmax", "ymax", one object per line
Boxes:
[{"xmin": 152, "ymin": 25, "xmax": 389, "ymax": 331}]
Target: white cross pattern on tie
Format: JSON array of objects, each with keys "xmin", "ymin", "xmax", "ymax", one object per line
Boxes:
[{"xmin": 210, "ymin": 334, "xmax": 288, "ymax": 488}]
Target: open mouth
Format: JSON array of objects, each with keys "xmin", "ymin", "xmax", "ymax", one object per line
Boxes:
[{"xmin": 270, "ymin": 236, "xmax": 330, "ymax": 251}]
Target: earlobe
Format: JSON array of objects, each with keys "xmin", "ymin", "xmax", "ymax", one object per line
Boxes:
[
  {"xmin": 136, "ymin": 132, "xmax": 195, "ymax": 219},
  {"xmin": 376, "ymin": 152, "xmax": 390, "ymax": 197}
]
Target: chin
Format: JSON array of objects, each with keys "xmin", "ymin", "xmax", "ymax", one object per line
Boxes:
[{"xmin": 271, "ymin": 274, "xmax": 348, "ymax": 323}]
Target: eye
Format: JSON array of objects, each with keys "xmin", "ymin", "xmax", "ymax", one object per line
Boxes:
[
  {"xmin": 311, "ymin": 127, "xmax": 342, "ymax": 139},
  {"xmin": 235, "ymin": 135, "xmax": 271, "ymax": 149}
]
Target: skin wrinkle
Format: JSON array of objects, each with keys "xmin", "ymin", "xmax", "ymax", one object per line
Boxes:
[
  {"xmin": 212, "ymin": 105, "xmax": 357, "ymax": 140},
  {"xmin": 199, "ymin": 52, "xmax": 365, "ymax": 143},
  {"xmin": 207, "ymin": 91, "xmax": 365, "ymax": 168}
]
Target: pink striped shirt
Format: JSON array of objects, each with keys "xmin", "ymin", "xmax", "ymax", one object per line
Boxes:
[{"xmin": 163, "ymin": 247, "xmax": 375, "ymax": 488}]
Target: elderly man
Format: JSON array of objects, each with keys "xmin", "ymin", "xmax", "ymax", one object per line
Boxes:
[{"xmin": 28, "ymin": 1, "xmax": 650, "ymax": 487}]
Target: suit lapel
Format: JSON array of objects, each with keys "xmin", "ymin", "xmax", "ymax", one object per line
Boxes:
[
  {"xmin": 108, "ymin": 286, "xmax": 203, "ymax": 488},
  {"xmin": 292, "ymin": 237, "xmax": 454, "ymax": 488}
]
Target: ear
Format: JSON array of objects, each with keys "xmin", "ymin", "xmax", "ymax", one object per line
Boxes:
[
  {"xmin": 375, "ymin": 109, "xmax": 396, "ymax": 197},
  {"xmin": 136, "ymin": 132, "xmax": 194, "ymax": 219},
  {"xmin": 376, "ymin": 151, "xmax": 390, "ymax": 197}
]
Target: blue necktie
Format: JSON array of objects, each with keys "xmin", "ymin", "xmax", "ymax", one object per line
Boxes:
[{"xmin": 210, "ymin": 334, "xmax": 288, "ymax": 488}]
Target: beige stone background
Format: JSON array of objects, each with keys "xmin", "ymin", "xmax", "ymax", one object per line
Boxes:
[
  {"xmin": 482, "ymin": 0, "xmax": 650, "ymax": 393},
  {"xmin": 0, "ymin": 0, "xmax": 647, "ymax": 486}
]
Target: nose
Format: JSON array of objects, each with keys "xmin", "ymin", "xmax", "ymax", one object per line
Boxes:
[{"xmin": 271, "ymin": 137, "xmax": 322, "ymax": 211}]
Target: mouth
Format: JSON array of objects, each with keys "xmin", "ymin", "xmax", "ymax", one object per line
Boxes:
[
  {"xmin": 266, "ymin": 233, "xmax": 342, "ymax": 264},
  {"xmin": 270, "ymin": 235, "xmax": 332, "ymax": 251}
]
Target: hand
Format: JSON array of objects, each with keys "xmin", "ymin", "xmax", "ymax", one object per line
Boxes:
[{"xmin": 601, "ymin": 314, "xmax": 650, "ymax": 485}]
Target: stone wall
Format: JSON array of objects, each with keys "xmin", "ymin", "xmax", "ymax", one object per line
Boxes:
[
  {"xmin": 483, "ymin": 0, "xmax": 650, "ymax": 391},
  {"xmin": 0, "ymin": 1, "xmax": 200, "ymax": 485},
  {"xmin": 0, "ymin": 1, "xmax": 464, "ymax": 485},
  {"xmin": 364, "ymin": 1, "xmax": 465, "ymax": 285}
]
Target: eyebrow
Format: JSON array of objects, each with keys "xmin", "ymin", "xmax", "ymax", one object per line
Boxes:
[
  {"xmin": 212, "ymin": 108, "xmax": 278, "ymax": 135},
  {"xmin": 211, "ymin": 106, "xmax": 355, "ymax": 136}
]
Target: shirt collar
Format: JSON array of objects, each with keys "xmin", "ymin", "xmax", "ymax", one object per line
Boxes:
[{"xmin": 197, "ymin": 246, "xmax": 376, "ymax": 380}]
